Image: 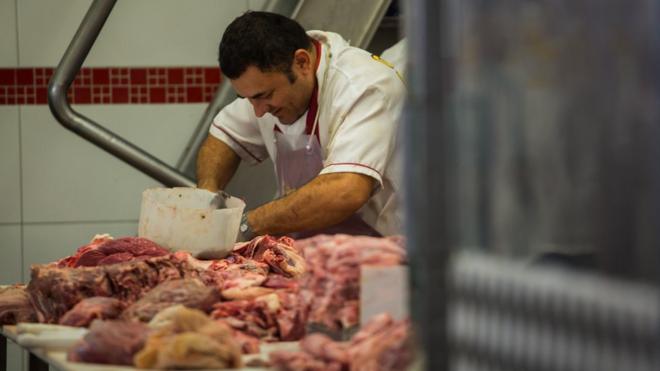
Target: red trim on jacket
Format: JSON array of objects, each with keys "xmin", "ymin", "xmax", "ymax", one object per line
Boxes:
[{"xmin": 324, "ymin": 162, "xmax": 383, "ymax": 178}]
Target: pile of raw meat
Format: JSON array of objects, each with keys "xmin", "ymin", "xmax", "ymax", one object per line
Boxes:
[
  {"xmin": 22, "ymin": 235, "xmax": 306, "ymax": 329},
  {"xmin": 0, "ymin": 232, "xmax": 409, "ymax": 369},
  {"xmin": 297, "ymin": 234, "xmax": 407, "ymax": 331},
  {"xmin": 68, "ymin": 305, "xmax": 243, "ymax": 368},
  {"xmin": 270, "ymin": 313, "xmax": 413, "ymax": 371}
]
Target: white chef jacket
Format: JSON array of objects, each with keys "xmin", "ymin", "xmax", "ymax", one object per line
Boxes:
[
  {"xmin": 381, "ymin": 38, "xmax": 407, "ymax": 79},
  {"xmin": 209, "ymin": 30, "xmax": 405, "ymax": 236}
]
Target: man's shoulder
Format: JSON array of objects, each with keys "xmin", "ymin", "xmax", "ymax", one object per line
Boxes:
[
  {"xmin": 311, "ymin": 30, "xmax": 403, "ymax": 100},
  {"xmin": 309, "ymin": 30, "xmax": 375, "ymax": 72},
  {"xmin": 329, "ymin": 48, "xmax": 404, "ymax": 98}
]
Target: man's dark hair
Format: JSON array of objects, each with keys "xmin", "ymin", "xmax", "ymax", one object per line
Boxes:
[{"xmin": 219, "ymin": 11, "xmax": 312, "ymax": 81}]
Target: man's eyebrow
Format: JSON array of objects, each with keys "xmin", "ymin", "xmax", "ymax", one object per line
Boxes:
[{"xmin": 237, "ymin": 90, "xmax": 269, "ymax": 100}]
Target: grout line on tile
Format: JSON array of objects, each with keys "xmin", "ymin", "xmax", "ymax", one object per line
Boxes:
[
  {"xmin": 13, "ymin": 0, "xmax": 19, "ymax": 66},
  {"xmin": 18, "ymin": 107, "xmax": 23, "ymax": 282},
  {"xmin": 14, "ymin": 0, "xmax": 24, "ymax": 286}
]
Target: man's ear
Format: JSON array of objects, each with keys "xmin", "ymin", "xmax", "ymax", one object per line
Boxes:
[{"xmin": 292, "ymin": 49, "xmax": 312, "ymax": 72}]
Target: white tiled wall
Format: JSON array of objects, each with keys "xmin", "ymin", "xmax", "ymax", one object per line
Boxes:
[
  {"xmin": 0, "ymin": 107, "xmax": 21, "ymax": 224},
  {"xmin": 0, "ymin": 225, "xmax": 22, "ymax": 284},
  {"xmin": 16, "ymin": 0, "xmax": 248, "ymax": 67},
  {"xmin": 0, "ymin": 1, "xmax": 271, "ymax": 369},
  {"xmin": 19, "ymin": 104, "xmax": 205, "ymax": 223},
  {"xmin": 247, "ymin": 0, "xmax": 269, "ymax": 10},
  {"xmin": 0, "ymin": 0, "xmax": 17, "ymax": 66},
  {"xmin": 3, "ymin": 0, "xmax": 254, "ymax": 256}
]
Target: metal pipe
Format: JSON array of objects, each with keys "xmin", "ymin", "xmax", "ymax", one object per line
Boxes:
[
  {"xmin": 175, "ymin": 82, "xmax": 236, "ymax": 178},
  {"xmin": 403, "ymin": 0, "xmax": 451, "ymax": 369},
  {"xmin": 48, "ymin": 0, "xmax": 194, "ymax": 187}
]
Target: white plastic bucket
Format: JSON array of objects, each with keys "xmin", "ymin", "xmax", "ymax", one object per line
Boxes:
[{"xmin": 138, "ymin": 187, "xmax": 245, "ymax": 259}]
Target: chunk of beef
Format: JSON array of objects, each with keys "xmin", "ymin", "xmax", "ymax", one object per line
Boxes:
[
  {"xmin": 0, "ymin": 285, "xmax": 36, "ymax": 325},
  {"xmin": 56, "ymin": 235, "xmax": 169, "ymax": 268},
  {"xmin": 59, "ymin": 297, "xmax": 125, "ymax": 327},
  {"xmin": 67, "ymin": 320, "xmax": 150, "ymax": 366},
  {"xmin": 262, "ymin": 243, "xmax": 307, "ymax": 278},
  {"xmin": 213, "ymin": 296, "xmax": 279, "ymax": 341},
  {"xmin": 56, "ymin": 234, "xmax": 113, "ymax": 268},
  {"xmin": 75, "ymin": 237, "xmax": 169, "ymax": 267},
  {"xmin": 212, "ymin": 291, "xmax": 307, "ymax": 342},
  {"xmin": 28, "ymin": 254, "xmax": 196, "ymax": 323},
  {"xmin": 263, "ymin": 274, "xmax": 300, "ymax": 291},
  {"xmin": 121, "ymin": 279, "xmax": 221, "ymax": 322},
  {"xmin": 231, "ymin": 329, "xmax": 261, "ymax": 354},
  {"xmin": 106, "ymin": 254, "xmax": 195, "ymax": 302},
  {"xmin": 213, "ymin": 258, "xmax": 271, "ymax": 300},
  {"xmin": 28, "ymin": 264, "xmax": 113, "ymax": 323},
  {"xmin": 233, "ymin": 235, "xmax": 306, "ymax": 278}
]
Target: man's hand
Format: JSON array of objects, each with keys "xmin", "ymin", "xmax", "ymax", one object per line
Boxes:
[
  {"xmin": 247, "ymin": 172, "xmax": 375, "ymax": 235},
  {"xmin": 196, "ymin": 135, "xmax": 241, "ymax": 192}
]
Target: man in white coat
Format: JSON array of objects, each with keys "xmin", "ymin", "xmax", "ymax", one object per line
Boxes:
[{"xmin": 196, "ymin": 11, "xmax": 405, "ymax": 239}]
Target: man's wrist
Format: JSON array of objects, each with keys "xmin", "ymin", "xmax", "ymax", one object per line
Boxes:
[
  {"xmin": 239, "ymin": 212, "xmax": 256, "ymax": 241},
  {"xmin": 197, "ymin": 180, "xmax": 219, "ymax": 192}
]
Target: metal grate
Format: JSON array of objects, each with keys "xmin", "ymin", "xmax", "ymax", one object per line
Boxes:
[{"xmin": 449, "ymin": 252, "xmax": 660, "ymax": 371}]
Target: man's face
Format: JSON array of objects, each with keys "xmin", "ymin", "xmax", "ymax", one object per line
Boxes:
[{"xmin": 230, "ymin": 50, "xmax": 315, "ymax": 125}]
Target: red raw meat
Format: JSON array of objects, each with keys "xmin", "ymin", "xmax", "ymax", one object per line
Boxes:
[
  {"xmin": 230, "ymin": 329, "xmax": 261, "ymax": 354},
  {"xmin": 270, "ymin": 314, "xmax": 411, "ymax": 371},
  {"xmin": 74, "ymin": 237, "xmax": 169, "ymax": 267},
  {"xmin": 0, "ymin": 285, "xmax": 36, "ymax": 325},
  {"xmin": 263, "ymin": 274, "xmax": 300, "ymax": 291},
  {"xmin": 58, "ymin": 297, "xmax": 124, "ymax": 327},
  {"xmin": 28, "ymin": 254, "xmax": 197, "ymax": 323},
  {"xmin": 121, "ymin": 279, "xmax": 221, "ymax": 322},
  {"xmin": 348, "ymin": 314, "xmax": 412, "ymax": 371},
  {"xmin": 67, "ymin": 320, "xmax": 150, "ymax": 365},
  {"xmin": 297, "ymin": 234, "xmax": 406, "ymax": 331},
  {"xmin": 56, "ymin": 235, "xmax": 169, "ymax": 268},
  {"xmin": 233, "ymin": 235, "xmax": 306, "ymax": 278},
  {"xmin": 212, "ymin": 290, "xmax": 307, "ymax": 342},
  {"xmin": 216, "ymin": 260, "xmax": 271, "ymax": 300},
  {"xmin": 56, "ymin": 234, "xmax": 113, "ymax": 268}
]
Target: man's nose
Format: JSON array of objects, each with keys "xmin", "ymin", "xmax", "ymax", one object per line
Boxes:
[{"xmin": 251, "ymin": 99, "xmax": 270, "ymax": 118}]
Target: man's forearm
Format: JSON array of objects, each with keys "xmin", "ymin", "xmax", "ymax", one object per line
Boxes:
[
  {"xmin": 247, "ymin": 172, "xmax": 374, "ymax": 235},
  {"xmin": 196, "ymin": 135, "xmax": 241, "ymax": 192}
]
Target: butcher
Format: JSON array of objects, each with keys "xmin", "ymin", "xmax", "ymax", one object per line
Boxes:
[{"xmin": 196, "ymin": 11, "xmax": 405, "ymax": 240}]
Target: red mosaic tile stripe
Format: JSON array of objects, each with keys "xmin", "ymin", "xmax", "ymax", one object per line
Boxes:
[{"xmin": 0, "ymin": 67, "xmax": 222, "ymax": 105}]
